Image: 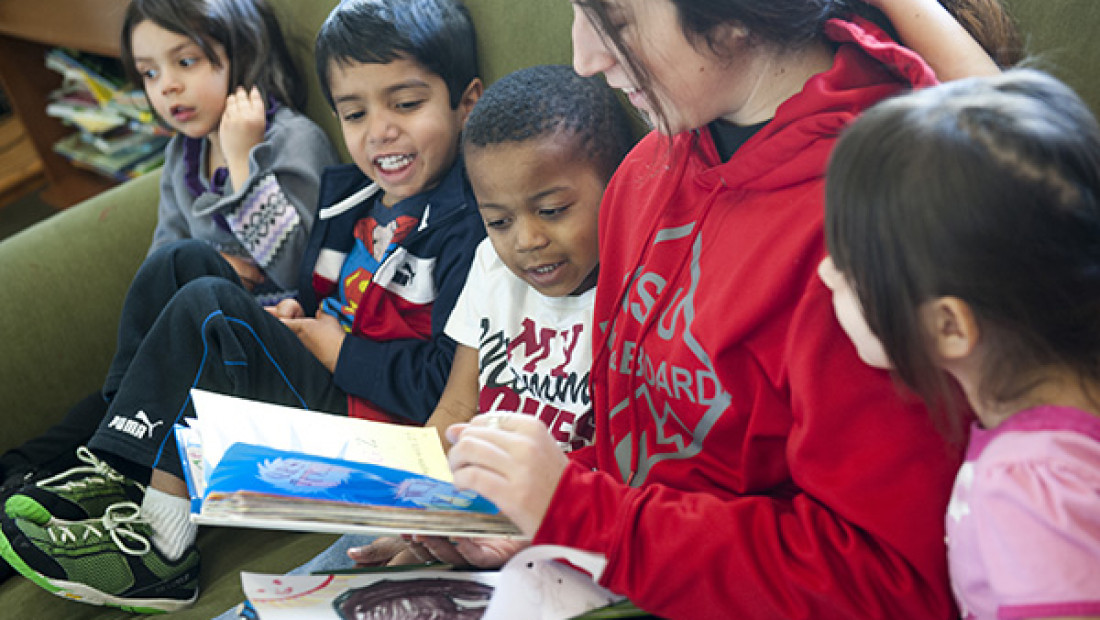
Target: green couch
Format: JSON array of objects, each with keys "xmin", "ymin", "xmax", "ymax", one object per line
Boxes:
[{"xmin": 0, "ymin": 0, "xmax": 1095, "ymax": 617}]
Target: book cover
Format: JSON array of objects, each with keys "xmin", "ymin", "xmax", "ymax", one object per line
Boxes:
[
  {"xmin": 81, "ymin": 125, "xmax": 155, "ymax": 155},
  {"xmin": 44, "ymin": 48, "xmax": 126, "ymax": 106},
  {"xmin": 176, "ymin": 390, "xmax": 523, "ymax": 539},
  {"xmin": 52, "ymin": 132, "xmax": 168, "ymax": 181},
  {"xmin": 44, "ymin": 48, "xmax": 164, "ymax": 153}
]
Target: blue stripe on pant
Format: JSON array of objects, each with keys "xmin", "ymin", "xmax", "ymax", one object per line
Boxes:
[{"xmin": 89, "ymin": 276, "xmax": 347, "ymax": 480}]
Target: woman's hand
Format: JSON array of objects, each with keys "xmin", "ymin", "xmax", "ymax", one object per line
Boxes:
[
  {"xmin": 348, "ymin": 534, "xmax": 529, "ymax": 569},
  {"xmin": 219, "ymin": 86, "xmax": 266, "ymax": 191},
  {"xmin": 347, "ymin": 536, "xmax": 420, "ymax": 567},
  {"xmin": 417, "ymin": 535, "xmax": 530, "ymax": 569},
  {"xmin": 446, "ymin": 414, "xmax": 568, "ymax": 537}
]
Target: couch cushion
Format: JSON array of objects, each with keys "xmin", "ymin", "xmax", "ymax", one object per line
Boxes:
[{"xmin": 1007, "ymin": 0, "xmax": 1100, "ymax": 113}]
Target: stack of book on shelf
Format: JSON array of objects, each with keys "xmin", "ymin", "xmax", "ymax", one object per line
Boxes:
[{"xmin": 45, "ymin": 48, "xmax": 170, "ymax": 181}]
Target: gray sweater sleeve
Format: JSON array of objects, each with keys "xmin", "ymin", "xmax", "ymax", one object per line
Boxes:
[
  {"xmin": 148, "ymin": 137, "xmax": 192, "ymax": 254},
  {"xmin": 205, "ymin": 108, "xmax": 340, "ymax": 291},
  {"xmin": 148, "ymin": 108, "xmax": 340, "ymax": 292}
]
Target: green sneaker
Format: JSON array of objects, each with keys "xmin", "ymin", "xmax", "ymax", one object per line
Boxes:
[
  {"xmin": 4, "ymin": 447, "xmax": 145, "ymax": 525},
  {"xmin": 0, "ymin": 501, "xmax": 199, "ymax": 613}
]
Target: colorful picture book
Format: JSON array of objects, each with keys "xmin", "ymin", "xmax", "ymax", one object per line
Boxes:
[{"xmin": 175, "ymin": 390, "xmax": 523, "ymax": 539}]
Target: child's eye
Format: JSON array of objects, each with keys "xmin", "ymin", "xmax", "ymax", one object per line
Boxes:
[
  {"xmin": 340, "ymin": 110, "xmax": 365, "ymax": 123},
  {"xmin": 483, "ymin": 217, "xmax": 511, "ymax": 230},
  {"xmin": 395, "ymin": 99, "xmax": 425, "ymax": 111},
  {"xmin": 538, "ymin": 206, "xmax": 569, "ymax": 218},
  {"xmin": 139, "ymin": 68, "xmax": 159, "ymax": 81},
  {"xmin": 605, "ymin": 5, "xmax": 630, "ymax": 33},
  {"xmin": 178, "ymin": 56, "xmax": 199, "ymax": 68}
]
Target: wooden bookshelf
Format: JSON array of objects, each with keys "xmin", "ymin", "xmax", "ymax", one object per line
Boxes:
[
  {"xmin": 0, "ymin": 0, "xmax": 130, "ymax": 208},
  {"xmin": 0, "ymin": 115, "xmax": 45, "ymax": 205}
]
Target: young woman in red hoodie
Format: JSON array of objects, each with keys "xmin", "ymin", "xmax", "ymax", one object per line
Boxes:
[{"xmin": 431, "ymin": 1, "xmax": 1020, "ymax": 617}]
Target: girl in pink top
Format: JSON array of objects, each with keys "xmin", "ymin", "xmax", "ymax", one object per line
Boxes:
[{"xmin": 819, "ymin": 69, "xmax": 1100, "ymax": 620}]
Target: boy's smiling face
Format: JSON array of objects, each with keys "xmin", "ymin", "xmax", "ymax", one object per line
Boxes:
[
  {"xmin": 467, "ymin": 134, "xmax": 604, "ymax": 297},
  {"xmin": 329, "ymin": 56, "xmax": 480, "ymax": 207}
]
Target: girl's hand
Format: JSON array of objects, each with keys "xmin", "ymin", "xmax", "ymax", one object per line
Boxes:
[
  {"xmin": 446, "ymin": 414, "xmax": 568, "ymax": 538},
  {"xmin": 278, "ymin": 310, "xmax": 345, "ymax": 372},
  {"xmin": 867, "ymin": 0, "xmax": 1000, "ymax": 79},
  {"xmin": 219, "ymin": 86, "xmax": 266, "ymax": 190}
]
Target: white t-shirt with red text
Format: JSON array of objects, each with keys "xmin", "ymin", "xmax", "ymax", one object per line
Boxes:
[{"xmin": 446, "ymin": 239, "xmax": 595, "ymax": 452}]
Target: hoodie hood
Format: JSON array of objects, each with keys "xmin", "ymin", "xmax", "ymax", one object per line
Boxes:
[{"xmin": 687, "ymin": 16, "xmax": 937, "ymax": 194}]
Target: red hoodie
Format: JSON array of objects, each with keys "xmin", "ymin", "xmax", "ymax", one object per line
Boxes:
[{"xmin": 533, "ymin": 18, "xmax": 961, "ymax": 619}]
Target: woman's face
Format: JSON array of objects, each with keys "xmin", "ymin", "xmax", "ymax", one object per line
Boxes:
[{"xmin": 570, "ymin": 0, "xmax": 760, "ymax": 134}]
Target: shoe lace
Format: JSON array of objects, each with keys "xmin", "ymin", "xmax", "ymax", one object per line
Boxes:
[
  {"xmin": 47, "ymin": 501, "xmax": 152, "ymax": 556},
  {"xmin": 36, "ymin": 446, "xmax": 144, "ymax": 493}
]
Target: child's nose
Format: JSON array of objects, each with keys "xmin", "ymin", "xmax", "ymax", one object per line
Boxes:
[
  {"xmin": 817, "ymin": 256, "xmax": 838, "ymax": 290},
  {"xmin": 515, "ymin": 220, "xmax": 548, "ymax": 252},
  {"xmin": 159, "ymin": 69, "xmax": 183, "ymax": 95},
  {"xmin": 368, "ymin": 113, "xmax": 398, "ymax": 144}
]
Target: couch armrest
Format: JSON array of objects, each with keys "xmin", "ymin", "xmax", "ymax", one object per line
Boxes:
[{"xmin": 0, "ymin": 172, "xmax": 159, "ymax": 454}]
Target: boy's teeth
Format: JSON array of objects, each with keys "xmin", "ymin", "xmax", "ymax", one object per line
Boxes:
[
  {"xmin": 376, "ymin": 154, "xmax": 414, "ymax": 171},
  {"xmin": 535, "ymin": 264, "xmax": 556, "ymax": 274}
]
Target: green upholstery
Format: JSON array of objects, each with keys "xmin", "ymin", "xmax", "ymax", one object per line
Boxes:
[
  {"xmin": 1006, "ymin": 0, "xmax": 1100, "ymax": 114},
  {"xmin": 0, "ymin": 0, "xmax": 1094, "ymax": 617}
]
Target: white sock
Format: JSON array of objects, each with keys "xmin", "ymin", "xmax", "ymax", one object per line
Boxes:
[{"xmin": 141, "ymin": 487, "xmax": 197, "ymax": 561}]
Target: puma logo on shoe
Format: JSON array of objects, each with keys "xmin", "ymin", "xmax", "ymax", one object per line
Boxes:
[{"xmin": 107, "ymin": 410, "xmax": 164, "ymax": 440}]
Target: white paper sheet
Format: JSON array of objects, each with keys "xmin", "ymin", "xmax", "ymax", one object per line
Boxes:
[
  {"xmin": 483, "ymin": 545, "xmax": 623, "ymax": 620},
  {"xmin": 187, "ymin": 389, "xmax": 452, "ymax": 481}
]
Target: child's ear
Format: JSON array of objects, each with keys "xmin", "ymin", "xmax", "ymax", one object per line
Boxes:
[
  {"xmin": 457, "ymin": 78, "xmax": 484, "ymax": 123},
  {"xmin": 920, "ymin": 296, "xmax": 979, "ymax": 362}
]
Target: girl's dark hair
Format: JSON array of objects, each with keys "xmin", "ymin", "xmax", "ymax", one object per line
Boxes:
[
  {"xmin": 825, "ymin": 69, "xmax": 1100, "ymax": 438},
  {"xmin": 120, "ymin": 0, "xmax": 305, "ymax": 111},
  {"xmin": 462, "ymin": 65, "xmax": 635, "ymax": 183},
  {"xmin": 314, "ymin": 0, "xmax": 479, "ymax": 110},
  {"xmin": 573, "ymin": 0, "xmax": 1022, "ymax": 134}
]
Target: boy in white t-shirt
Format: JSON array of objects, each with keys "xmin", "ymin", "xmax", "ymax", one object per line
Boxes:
[{"xmin": 424, "ymin": 64, "xmax": 634, "ymax": 452}]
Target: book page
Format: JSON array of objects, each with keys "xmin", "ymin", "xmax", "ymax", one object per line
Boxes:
[
  {"xmin": 241, "ymin": 570, "xmax": 501, "ymax": 620},
  {"xmin": 189, "ymin": 389, "xmax": 451, "ymax": 481}
]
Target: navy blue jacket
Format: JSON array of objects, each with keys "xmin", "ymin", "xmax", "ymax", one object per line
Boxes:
[{"xmin": 296, "ymin": 159, "xmax": 485, "ymax": 423}]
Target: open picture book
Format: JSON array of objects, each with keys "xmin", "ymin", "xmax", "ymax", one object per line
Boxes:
[{"xmin": 173, "ymin": 389, "xmax": 523, "ymax": 538}]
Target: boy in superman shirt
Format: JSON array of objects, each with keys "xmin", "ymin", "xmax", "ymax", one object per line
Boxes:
[{"xmin": 0, "ymin": 0, "xmax": 483, "ymax": 611}]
